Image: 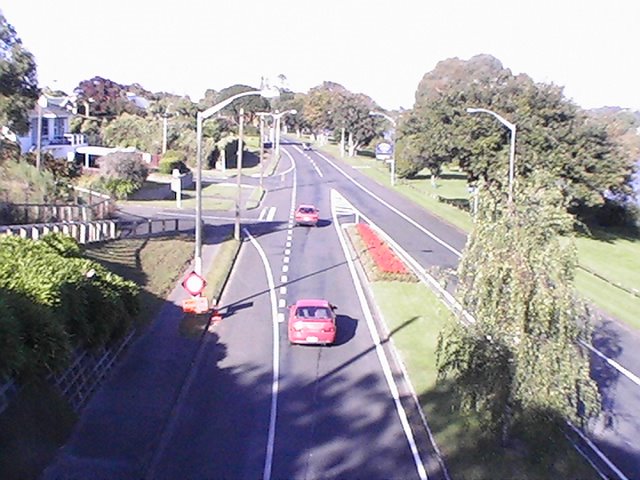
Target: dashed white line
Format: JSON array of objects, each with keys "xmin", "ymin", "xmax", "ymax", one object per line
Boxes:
[
  {"xmin": 284, "ymin": 249, "xmax": 291, "ymax": 255},
  {"xmin": 280, "ymin": 275, "xmax": 287, "ymax": 283},
  {"xmin": 280, "ymin": 286, "xmax": 287, "ymax": 295},
  {"xmin": 282, "ymin": 265, "xmax": 289, "ymax": 273},
  {"xmin": 283, "ymin": 257, "xmax": 289, "ymax": 264},
  {"xmin": 278, "ymin": 298, "xmax": 286, "ymax": 308}
]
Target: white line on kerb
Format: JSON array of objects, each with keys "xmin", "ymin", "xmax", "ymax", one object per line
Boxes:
[{"xmin": 245, "ymin": 230, "xmax": 280, "ymax": 480}]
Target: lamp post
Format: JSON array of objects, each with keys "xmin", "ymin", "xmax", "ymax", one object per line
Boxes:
[
  {"xmin": 466, "ymin": 107, "xmax": 517, "ymax": 204},
  {"xmin": 235, "ymin": 108, "xmax": 245, "ymax": 241},
  {"xmin": 272, "ymin": 109, "xmax": 297, "ymax": 162},
  {"xmin": 194, "ymin": 87, "xmax": 279, "ymax": 274},
  {"xmin": 369, "ymin": 110, "xmax": 397, "ymax": 186},
  {"xmin": 36, "ymin": 95, "xmax": 48, "ymax": 171}
]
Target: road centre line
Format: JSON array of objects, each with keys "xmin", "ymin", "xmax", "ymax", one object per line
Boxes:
[
  {"xmin": 330, "ymin": 197, "xmax": 428, "ymax": 480},
  {"xmin": 244, "ymin": 229, "xmax": 280, "ymax": 480}
]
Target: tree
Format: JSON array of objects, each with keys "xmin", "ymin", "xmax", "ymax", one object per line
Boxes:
[
  {"xmin": 400, "ymin": 54, "xmax": 635, "ymax": 211},
  {"xmin": 436, "ymin": 176, "xmax": 600, "ymax": 445},
  {"xmin": 0, "ymin": 11, "xmax": 39, "ymax": 135},
  {"xmin": 215, "ymin": 84, "xmax": 271, "ymax": 124},
  {"xmin": 73, "ymin": 76, "xmax": 145, "ymax": 118},
  {"xmin": 102, "ymin": 112, "xmax": 162, "ymax": 153}
]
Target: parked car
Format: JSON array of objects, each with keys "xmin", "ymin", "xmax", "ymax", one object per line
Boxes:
[
  {"xmin": 295, "ymin": 204, "xmax": 319, "ymax": 226},
  {"xmin": 302, "ymin": 142, "xmax": 312, "ymax": 151},
  {"xmin": 288, "ymin": 299, "xmax": 337, "ymax": 345}
]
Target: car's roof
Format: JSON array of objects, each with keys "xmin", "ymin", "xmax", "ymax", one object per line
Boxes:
[
  {"xmin": 297, "ymin": 204, "xmax": 317, "ymax": 210},
  {"xmin": 294, "ymin": 298, "xmax": 330, "ymax": 307}
]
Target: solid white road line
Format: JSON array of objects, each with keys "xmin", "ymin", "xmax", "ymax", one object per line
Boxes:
[{"xmin": 245, "ymin": 230, "xmax": 280, "ymax": 480}]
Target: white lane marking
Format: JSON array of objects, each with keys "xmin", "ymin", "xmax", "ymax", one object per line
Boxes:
[
  {"xmin": 278, "ymin": 313, "xmax": 285, "ymax": 323},
  {"xmin": 566, "ymin": 421, "xmax": 630, "ymax": 480},
  {"xmin": 244, "ymin": 230, "xmax": 280, "ymax": 480},
  {"xmin": 278, "ymin": 298, "xmax": 286, "ymax": 309},
  {"xmin": 580, "ymin": 340, "xmax": 640, "ymax": 387},
  {"xmin": 283, "ymin": 257, "xmax": 289, "ymax": 264},
  {"xmin": 331, "ymin": 202, "xmax": 428, "ymax": 480},
  {"xmin": 259, "ymin": 208, "xmax": 267, "ymax": 221},
  {"xmin": 316, "ymin": 151, "xmax": 461, "ymax": 257},
  {"xmin": 286, "ymin": 241, "xmax": 291, "ymax": 248},
  {"xmin": 266, "ymin": 207, "xmax": 276, "ymax": 222},
  {"xmin": 280, "ymin": 286, "xmax": 287, "ymax": 295},
  {"xmin": 282, "ymin": 265, "xmax": 289, "ymax": 273},
  {"xmin": 285, "ymin": 249, "xmax": 291, "ymax": 255},
  {"xmin": 311, "ymin": 160, "xmax": 323, "ymax": 177},
  {"xmin": 281, "ymin": 275, "xmax": 288, "ymax": 283}
]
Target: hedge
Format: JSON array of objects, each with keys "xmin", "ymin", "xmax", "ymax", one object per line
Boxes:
[{"xmin": 0, "ymin": 234, "xmax": 140, "ymax": 378}]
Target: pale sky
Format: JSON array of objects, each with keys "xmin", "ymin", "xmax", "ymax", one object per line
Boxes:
[{"xmin": 2, "ymin": 0, "xmax": 639, "ymax": 111}]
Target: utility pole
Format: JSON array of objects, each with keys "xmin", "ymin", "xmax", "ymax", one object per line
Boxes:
[{"xmin": 235, "ymin": 108, "xmax": 244, "ymax": 241}]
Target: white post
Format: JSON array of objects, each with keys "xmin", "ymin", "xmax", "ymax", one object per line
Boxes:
[{"xmin": 235, "ymin": 108, "xmax": 244, "ymax": 241}]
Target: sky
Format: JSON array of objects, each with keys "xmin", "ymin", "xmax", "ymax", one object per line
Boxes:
[{"xmin": 2, "ymin": 0, "xmax": 639, "ymax": 111}]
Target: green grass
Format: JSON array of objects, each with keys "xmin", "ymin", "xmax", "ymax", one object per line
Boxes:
[
  {"xmin": 83, "ymin": 235, "xmax": 195, "ymax": 326},
  {"xmin": 372, "ymin": 281, "xmax": 599, "ymax": 479}
]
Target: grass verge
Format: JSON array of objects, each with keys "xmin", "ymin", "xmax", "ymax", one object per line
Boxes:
[{"xmin": 372, "ymin": 280, "xmax": 600, "ymax": 479}]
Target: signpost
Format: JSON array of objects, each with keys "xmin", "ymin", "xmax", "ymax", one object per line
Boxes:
[{"xmin": 181, "ymin": 271, "xmax": 209, "ymax": 313}]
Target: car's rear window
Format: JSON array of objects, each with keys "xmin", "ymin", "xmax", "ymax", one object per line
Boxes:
[
  {"xmin": 298, "ymin": 207, "xmax": 316, "ymax": 214},
  {"xmin": 296, "ymin": 306, "xmax": 331, "ymax": 319}
]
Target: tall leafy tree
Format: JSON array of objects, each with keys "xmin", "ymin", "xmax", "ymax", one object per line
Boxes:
[
  {"xmin": 437, "ymin": 175, "xmax": 600, "ymax": 444},
  {"xmin": 73, "ymin": 76, "xmax": 145, "ymax": 118},
  {"xmin": 0, "ymin": 11, "xmax": 39, "ymax": 135},
  {"xmin": 400, "ymin": 55, "xmax": 634, "ymax": 211}
]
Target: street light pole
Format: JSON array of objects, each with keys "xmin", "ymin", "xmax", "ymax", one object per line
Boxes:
[
  {"xmin": 466, "ymin": 107, "xmax": 517, "ymax": 203},
  {"xmin": 369, "ymin": 110, "xmax": 397, "ymax": 186},
  {"xmin": 194, "ymin": 88, "xmax": 279, "ymax": 275},
  {"xmin": 235, "ymin": 108, "xmax": 244, "ymax": 241}
]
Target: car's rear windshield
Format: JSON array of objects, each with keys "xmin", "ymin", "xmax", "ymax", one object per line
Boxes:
[
  {"xmin": 296, "ymin": 306, "xmax": 331, "ymax": 319},
  {"xmin": 298, "ymin": 207, "xmax": 316, "ymax": 214}
]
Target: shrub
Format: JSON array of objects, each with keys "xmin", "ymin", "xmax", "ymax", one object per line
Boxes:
[
  {"xmin": 98, "ymin": 151, "xmax": 149, "ymax": 186},
  {"xmin": 158, "ymin": 150, "xmax": 189, "ymax": 174},
  {"xmin": 0, "ymin": 235, "xmax": 140, "ymax": 377}
]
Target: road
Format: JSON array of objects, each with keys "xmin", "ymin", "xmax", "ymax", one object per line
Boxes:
[{"xmin": 44, "ymin": 139, "xmax": 640, "ymax": 479}]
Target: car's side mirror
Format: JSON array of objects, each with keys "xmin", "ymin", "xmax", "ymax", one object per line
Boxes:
[{"xmin": 330, "ymin": 304, "xmax": 337, "ymax": 311}]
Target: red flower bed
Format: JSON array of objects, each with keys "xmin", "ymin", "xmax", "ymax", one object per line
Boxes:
[{"xmin": 356, "ymin": 223, "xmax": 408, "ymax": 274}]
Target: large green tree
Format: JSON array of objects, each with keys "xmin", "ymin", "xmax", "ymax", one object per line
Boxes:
[
  {"xmin": 399, "ymin": 55, "xmax": 635, "ymax": 211},
  {"xmin": 0, "ymin": 11, "xmax": 39, "ymax": 135},
  {"xmin": 437, "ymin": 176, "xmax": 600, "ymax": 445}
]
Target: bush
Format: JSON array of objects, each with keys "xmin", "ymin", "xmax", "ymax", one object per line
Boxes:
[
  {"xmin": 0, "ymin": 235, "xmax": 140, "ymax": 377},
  {"xmin": 91, "ymin": 177, "xmax": 139, "ymax": 200},
  {"xmin": 158, "ymin": 150, "xmax": 190, "ymax": 174},
  {"xmin": 98, "ymin": 151, "xmax": 149, "ymax": 186}
]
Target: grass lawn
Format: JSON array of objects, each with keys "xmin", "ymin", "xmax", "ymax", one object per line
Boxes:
[
  {"xmin": 372, "ymin": 281, "xmax": 600, "ymax": 479},
  {"xmin": 314, "ymin": 140, "xmax": 640, "ymax": 330}
]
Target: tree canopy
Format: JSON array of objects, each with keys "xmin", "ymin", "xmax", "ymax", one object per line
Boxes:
[
  {"xmin": 397, "ymin": 54, "xmax": 635, "ymax": 212},
  {"xmin": 0, "ymin": 11, "xmax": 39, "ymax": 135}
]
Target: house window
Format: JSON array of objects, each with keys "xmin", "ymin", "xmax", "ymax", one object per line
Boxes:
[
  {"xmin": 54, "ymin": 118, "xmax": 65, "ymax": 138},
  {"xmin": 41, "ymin": 119, "xmax": 49, "ymax": 140}
]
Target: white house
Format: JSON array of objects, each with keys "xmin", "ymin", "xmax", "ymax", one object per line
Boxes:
[{"xmin": 17, "ymin": 94, "xmax": 87, "ymax": 160}]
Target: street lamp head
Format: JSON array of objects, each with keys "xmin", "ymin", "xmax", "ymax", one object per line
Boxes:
[
  {"xmin": 290, "ymin": 109, "xmax": 297, "ymax": 115},
  {"xmin": 259, "ymin": 86, "xmax": 280, "ymax": 99}
]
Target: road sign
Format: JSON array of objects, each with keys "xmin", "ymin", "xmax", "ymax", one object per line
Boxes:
[
  {"xmin": 182, "ymin": 296, "xmax": 209, "ymax": 314},
  {"xmin": 182, "ymin": 271, "xmax": 207, "ymax": 296},
  {"xmin": 375, "ymin": 142, "xmax": 393, "ymax": 160}
]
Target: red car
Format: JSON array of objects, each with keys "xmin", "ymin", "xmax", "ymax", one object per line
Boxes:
[
  {"xmin": 295, "ymin": 204, "xmax": 319, "ymax": 226},
  {"xmin": 288, "ymin": 299, "xmax": 337, "ymax": 345}
]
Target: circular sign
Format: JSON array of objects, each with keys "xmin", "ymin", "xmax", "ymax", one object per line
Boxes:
[{"xmin": 182, "ymin": 271, "xmax": 207, "ymax": 296}]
